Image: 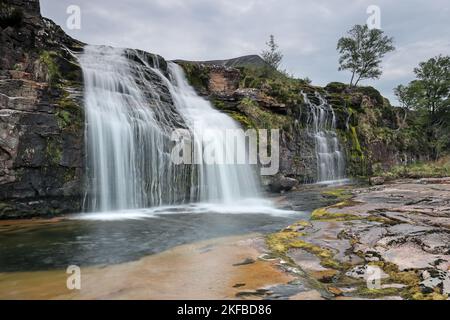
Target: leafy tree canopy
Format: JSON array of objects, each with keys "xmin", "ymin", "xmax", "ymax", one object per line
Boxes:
[{"xmin": 337, "ymin": 24, "xmax": 395, "ymax": 86}]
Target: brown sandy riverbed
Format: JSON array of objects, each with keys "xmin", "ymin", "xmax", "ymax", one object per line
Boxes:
[{"xmin": 0, "ymin": 234, "xmax": 294, "ymax": 299}]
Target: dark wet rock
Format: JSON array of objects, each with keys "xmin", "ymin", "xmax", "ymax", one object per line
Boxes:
[
  {"xmin": 0, "ymin": 0, "xmax": 85, "ymax": 218},
  {"xmin": 232, "ymin": 258, "xmax": 255, "ymax": 266},
  {"xmin": 235, "ymin": 288, "xmax": 271, "ymax": 298},
  {"xmin": 420, "ymin": 269, "xmax": 450, "ymax": 295},
  {"xmin": 268, "ymin": 174, "xmax": 299, "ymax": 193}
]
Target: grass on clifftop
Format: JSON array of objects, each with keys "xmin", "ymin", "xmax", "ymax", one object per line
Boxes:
[{"xmin": 377, "ymin": 157, "xmax": 450, "ymax": 179}]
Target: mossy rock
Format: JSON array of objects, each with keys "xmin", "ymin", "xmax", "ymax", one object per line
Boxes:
[
  {"xmin": 0, "ymin": 2, "xmax": 23, "ymax": 28},
  {"xmin": 354, "ymin": 86, "xmax": 384, "ymax": 105},
  {"xmin": 325, "ymin": 82, "xmax": 348, "ymax": 93},
  {"xmin": 40, "ymin": 51, "xmax": 62, "ymax": 87},
  {"xmin": 177, "ymin": 62, "xmax": 210, "ymax": 92}
]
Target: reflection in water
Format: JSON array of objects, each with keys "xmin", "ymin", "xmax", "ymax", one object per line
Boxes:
[{"xmin": 0, "ymin": 210, "xmax": 306, "ymax": 272}]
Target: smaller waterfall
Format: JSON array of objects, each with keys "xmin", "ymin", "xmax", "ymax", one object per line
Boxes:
[{"xmin": 302, "ymin": 91, "xmax": 346, "ymax": 183}]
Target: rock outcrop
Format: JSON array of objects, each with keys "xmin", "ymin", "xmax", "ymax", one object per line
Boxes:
[
  {"xmin": 0, "ymin": 0, "xmax": 85, "ymax": 218},
  {"xmin": 178, "ymin": 60, "xmax": 431, "ymax": 185},
  {"xmin": 267, "ymin": 179, "xmax": 450, "ymax": 299}
]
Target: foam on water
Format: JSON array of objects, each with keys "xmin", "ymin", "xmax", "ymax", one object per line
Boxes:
[{"xmin": 73, "ymin": 199, "xmax": 298, "ymax": 221}]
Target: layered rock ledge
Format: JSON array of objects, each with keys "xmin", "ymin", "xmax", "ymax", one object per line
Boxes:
[
  {"xmin": 0, "ymin": 0, "xmax": 85, "ymax": 217},
  {"xmin": 265, "ymin": 179, "xmax": 450, "ymax": 300}
]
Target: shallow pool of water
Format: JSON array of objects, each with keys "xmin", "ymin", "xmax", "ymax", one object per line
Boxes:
[{"xmin": 0, "ymin": 189, "xmax": 334, "ymax": 273}]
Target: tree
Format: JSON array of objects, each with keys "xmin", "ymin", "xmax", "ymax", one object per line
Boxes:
[
  {"xmin": 394, "ymin": 81, "xmax": 422, "ymax": 110},
  {"xmin": 413, "ymin": 55, "xmax": 450, "ymax": 121},
  {"xmin": 394, "ymin": 55, "xmax": 450, "ymax": 157},
  {"xmin": 261, "ymin": 35, "xmax": 283, "ymax": 70},
  {"xmin": 337, "ymin": 24, "xmax": 395, "ymax": 86}
]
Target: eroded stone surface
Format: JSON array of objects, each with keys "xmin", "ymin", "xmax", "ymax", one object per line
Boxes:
[{"xmin": 268, "ymin": 180, "xmax": 450, "ymax": 299}]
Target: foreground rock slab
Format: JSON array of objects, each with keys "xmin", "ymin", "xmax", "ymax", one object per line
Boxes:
[{"xmin": 267, "ymin": 179, "xmax": 450, "ymax": 300}]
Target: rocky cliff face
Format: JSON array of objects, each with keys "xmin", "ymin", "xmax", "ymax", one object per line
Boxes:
[
  {"xmin": 177, "ymin": 60, "xmax": 429, "ymax": 185},
  {"xmin": 0, "ymin": 0, "xmax": 85, "ymax": 218}
]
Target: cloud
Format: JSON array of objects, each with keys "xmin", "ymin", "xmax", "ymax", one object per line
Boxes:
[
  {"xmin": 383, "ymin": 39, "xmax": 450, "ymax": 80},
  {"xmin": 40, "ymin": 0, "xmax": 450, "ymax": 105}
]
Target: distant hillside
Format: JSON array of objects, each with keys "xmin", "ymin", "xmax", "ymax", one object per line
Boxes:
[{"xmin": 175, "ymin": 55, "xmax": 269, "ymax": 68}]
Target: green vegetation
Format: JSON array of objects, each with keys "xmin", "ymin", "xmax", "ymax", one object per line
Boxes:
[
  {"xmin": 266, "ymin": 226, "xmax": 344, "ymax": 271},
  {"xmin": 238, "ymin": 64, "xmax": 311, "ymax": 102},
  {"xmin": 40, "ymin": 51, "xmax": 62, "ymax": 87},
  {"xmin": 321, "ymin": 188, "xmax": 353, "ymax": 200},
  {"xmin": 56, "ymin": 91, "xmax": 84, "ymax": 132},
  {"xmin": 394, "ymin": 55, "xmax": 450, "ymax": 159},
  {"xmin": 176, "ymin": 61, "xmax": 209, "ymax": 92},
  {"xmin": 377, "ymin": 157, "xmax": 450, "ymax": 179},
  {"xmin": 261, "ymin": 34, "xmax": 283, "ymax": 70},
  {"xmin": 238, "ymin": 97, "xmax": 289, "ymax": 130}
]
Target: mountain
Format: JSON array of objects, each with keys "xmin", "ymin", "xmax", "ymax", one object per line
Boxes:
[{"xmin": 175, "ymin": 55, "xmax": 269, "ymax": 69}]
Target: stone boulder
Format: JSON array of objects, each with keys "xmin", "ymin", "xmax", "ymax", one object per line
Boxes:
[
  {"xmin": 268, "ymin": 174, "xmax": 299, "ymax": 193},
  {"xmin": 369, "ymin": 176, "xmax": 385, "ymax": 186}
]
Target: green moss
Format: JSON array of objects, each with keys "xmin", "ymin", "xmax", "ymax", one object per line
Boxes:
[
  {"xmin": 324, "ymin": 82, "xmax": 348, "ymax": 93},
  {"xmin": 55, "ymin": 90, "xmax": 83, "ymax": 132},
  {"xmin": 177, "ymin": 62, "xmax": 209, "ymax": 91},
  {"xmin": 332, "ymin": 199, "xmax": 364, "ymax": 209},
  {"xmin": 40, "ymin": 51, "xmax": 62, "ymax": 87},
  {"xmin": 311, "ymin": 207, "xmax": 360, "ymax": 221},
  {"xmin": 356, "ymin": 286, "xmax": 400, "ymax": 298},
  {"xmin": 211, "ymin": 99, "xmax": 226, "ymax": 110},
  {"xmin": 354, "ymin": 86, "xmax": 384, "ymax": 105},
  {"xmin": 46, "ymin": 138, "xmax": 62, "ymax": 165},
  {"xmin": 56, "ymin": 110, "xmax": 71, "ymax": 128},
  {"xmin": 64, "ymin": 168, "xmax": 77, "ymax": 183},
  {"xmin": 238, "ymin": 98, "xmax": 289, "ymax": 130},
  {"xmin": 225, "ymin": 111, "xmax": 254, "ymax": 129},
  {"xmin": 321, "ymin": 188, "xmax": 352, "ymax": 200},
  {"xmin": 366, "ymin": 261, "xmax": 449, "ymax": 300},
  {"xmin": 266, "ymin": 229, "xmax": 299, "ymax": 254},
  {"xmin": 266, "ymin": 222, "xmax": 346, "ymax": 272},
  {"xmin": 350, "ymin": 126, "xmax": 363, "ymax": 155}
]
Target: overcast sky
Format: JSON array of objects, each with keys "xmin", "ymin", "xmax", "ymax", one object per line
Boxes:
[{"xmin": 40, "ymin": 0, "xmax": 450, "ymax": 104}]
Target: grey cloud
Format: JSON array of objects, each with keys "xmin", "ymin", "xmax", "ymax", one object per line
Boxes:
[{"xmin": 40, "ymin": 0, "xmax": 450, "ymax": 104}]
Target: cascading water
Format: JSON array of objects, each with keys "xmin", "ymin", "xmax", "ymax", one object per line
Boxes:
[
  {"xmin": 79, "ymin": 46, "xmax": 193, "ymax": 211},
  {"xmin": 302, "ymin": 91, "xmax": 346, "ymax": 183},
  {"xmin": 164, "ymin": 63, "xmax": 260, "ymax": 203},
  {"xmin": 79, "ymin": 45, "xmax": 260, "ymax": 213}
]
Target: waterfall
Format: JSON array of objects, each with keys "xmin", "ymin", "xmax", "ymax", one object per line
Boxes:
[
  {"xmin": 79, "ymin": 45, "xmax": 259, "ymax": 212},
  {"xmin": 302, "ymin": 91, "xmax": 346, "ymax": 183},
  {"xmin": 164, "ymin": 63, "xmax": 260, "ymax": 203}
]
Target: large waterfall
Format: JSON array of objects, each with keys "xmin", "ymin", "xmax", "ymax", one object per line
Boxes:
[
  {"xmin": 79, "ymin": 45, "xmax": 259, "ymax": 213},
  {"xmin": 302, "ymin": 92, "xmax": 346, "ymax": 183}
]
